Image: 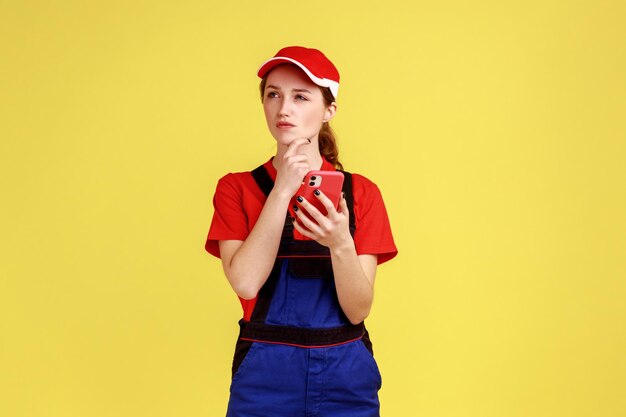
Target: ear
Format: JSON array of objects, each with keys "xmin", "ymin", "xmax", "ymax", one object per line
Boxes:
[{"xmin": 323, "ymin": 102, "xmax": 337, "ymax": 123}]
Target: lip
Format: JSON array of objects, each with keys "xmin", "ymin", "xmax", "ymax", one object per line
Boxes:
[{"xmin": 276, "ymin": 121, "xmax": 295, "ymax": 128}]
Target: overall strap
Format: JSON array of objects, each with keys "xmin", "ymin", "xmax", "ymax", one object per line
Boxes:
[
  {"xmin": 251, "ymin": 164, "xmax": 274, "ymax": 197},
  {"xmin": 338, "ymin": 170, "xmax": 356, "ymax": 231}
]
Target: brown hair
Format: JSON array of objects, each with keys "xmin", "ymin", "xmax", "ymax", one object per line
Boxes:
[{"xmin": 259, "ymin": 70, "xmax": 343, "ymax": 170}]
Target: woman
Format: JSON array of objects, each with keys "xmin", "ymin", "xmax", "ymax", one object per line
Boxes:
[{"xmin": 205, "ymin": 46, "xmax": 397, "ymax": 417}]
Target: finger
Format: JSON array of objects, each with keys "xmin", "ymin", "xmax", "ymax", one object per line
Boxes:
[
  {"xmin": 295, "ymin": 196, "xmax": 326, "ymax": 225},
  {"xmin": 290, "ymin": 161, "xmax": 312, "ymax": 182},
  {"xmin": 294, "ymin": 200, "xmax": 324, "ymax": 233},
  {"xmin": 284, "ymin": 137, "xmax": 311, "ymax": 158},
  {"xmin": 312, "ymin": 189, "xmax": 338, "ymax": 216},
  {"xmin": 292, "ymin": 216, "xmax": 316, "ymax": 240},
  {"xmin": 280, "ymin": 158, "xmax": 310, "ymax": 179},
  {"xmin": 284, "ymin": 154, "xmax": 309, "ymax": 162},
  {"xmin": 283, "ymin": 155, "xmax": 310, "ymax": 169}
]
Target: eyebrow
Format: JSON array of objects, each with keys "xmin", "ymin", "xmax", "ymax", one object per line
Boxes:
[{"xmin": 266, "ymin": 85, "xmax": 313, "ymax": 94}]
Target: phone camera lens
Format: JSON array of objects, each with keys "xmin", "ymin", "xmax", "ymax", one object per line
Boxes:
[
  {"xmin": 309, "ymin": 182, "xmax": 315, "ymax": 186},
  {"xmin": 310, "ymin": 176, "xmax": 317, "ymax": 181}
]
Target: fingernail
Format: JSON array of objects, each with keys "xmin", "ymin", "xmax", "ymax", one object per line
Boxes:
[
  {"xmin": 292, "ymin": 205, "xmax": 298, "ymax": 212},
  {"xmin": 313, "ymin": 189, "xmax": 320, "ymax": 196},
  {"xmin": 297, "ymin": 196, "xmax": 303, "ymax": 203}
]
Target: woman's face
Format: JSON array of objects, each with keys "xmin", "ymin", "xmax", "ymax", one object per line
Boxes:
[{"xmin": 262, "ymin": 64, "xmax": 336, "ymax": 146}]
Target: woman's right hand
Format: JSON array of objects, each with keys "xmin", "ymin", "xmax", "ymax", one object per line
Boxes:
[
  {"xmin": 273, "ymin": 137, "xmax": 312, "ymax": 199},
  {"xmin": 219, "ymin": 137, "xmax": 312, "ymax": 299}
]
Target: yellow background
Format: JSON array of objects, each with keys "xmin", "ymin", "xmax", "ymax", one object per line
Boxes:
[{"xmin": 1, "ymin": 1, "xmax": 624, "ymax": 416}]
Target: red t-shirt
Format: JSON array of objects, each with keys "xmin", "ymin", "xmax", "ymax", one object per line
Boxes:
[{"xmin": 205, "ymin": 158, "xmax": 397, "ymax": 264}]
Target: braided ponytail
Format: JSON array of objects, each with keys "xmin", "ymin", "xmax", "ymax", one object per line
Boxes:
[{"xmin": 317, "ymin": 88, "xmax": 343, "ymax": 170}]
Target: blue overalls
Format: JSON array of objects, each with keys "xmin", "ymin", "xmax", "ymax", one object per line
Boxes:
[{"xmin": 225, "ymin": 166, "xmax": 382, "ymax": 417}]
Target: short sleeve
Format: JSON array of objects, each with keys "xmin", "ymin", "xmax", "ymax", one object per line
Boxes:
[
  {"xmin": 204, "ymin": 174, "xmax": 250, "ymax": 258},
  {"xmin": 352, "ymin": 174, "xmax": 398, "ymax": 265}
]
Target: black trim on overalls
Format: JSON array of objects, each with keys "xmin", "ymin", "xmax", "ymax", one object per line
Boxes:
[
  {"xmin": 239, "ymin": 320, "xmax": 365, "ymax": 347},
  {"xmin": 231, "ymin": 164, "xmax": 371, "ymax": 378}
]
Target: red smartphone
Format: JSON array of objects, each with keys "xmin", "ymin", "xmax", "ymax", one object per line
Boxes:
[{"xmin": 289, "ymin": 170, "xmax": 345, "ymax": 240}]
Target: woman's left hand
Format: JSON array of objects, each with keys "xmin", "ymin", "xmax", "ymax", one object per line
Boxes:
[{"xmin": 292, "ymin": 190, "xmax": 352, "ymax": 249}]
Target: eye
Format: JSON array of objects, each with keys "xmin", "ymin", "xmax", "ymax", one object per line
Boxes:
[
  {"xmin": 295, "ymin": 94, "xmax": 308, "ymax": 101},
  {"xmin": 266, "ymin": 91, "xmax": 279, "ymax": 99}
]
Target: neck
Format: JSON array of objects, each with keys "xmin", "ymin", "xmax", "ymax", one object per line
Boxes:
[{"xmin": 273, "ymin": 139, "xmax": 324, "ymax": 171}]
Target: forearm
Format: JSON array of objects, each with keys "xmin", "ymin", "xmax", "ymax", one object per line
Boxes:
[
  {"xmin": 330, "ymin": 241, "xmax": 375, "ymax": 324},
  {"xmin": 226, "ymin": 190, "xmax": 291, "ymax": 299}
]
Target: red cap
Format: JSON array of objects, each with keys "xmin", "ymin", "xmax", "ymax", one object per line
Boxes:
[{"xmin": 257, "ymin": 46, "xmax": 340, "ymax": 99}]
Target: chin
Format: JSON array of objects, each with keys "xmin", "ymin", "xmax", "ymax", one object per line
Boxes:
[{"xmin": 273, "ymin": 133, "xmax": 299, "ymax": 146}]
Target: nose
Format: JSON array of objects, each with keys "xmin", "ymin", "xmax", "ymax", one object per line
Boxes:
[{"xmin": 278, "ymin": 97, "xmax": 292, "ymax": 117}]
